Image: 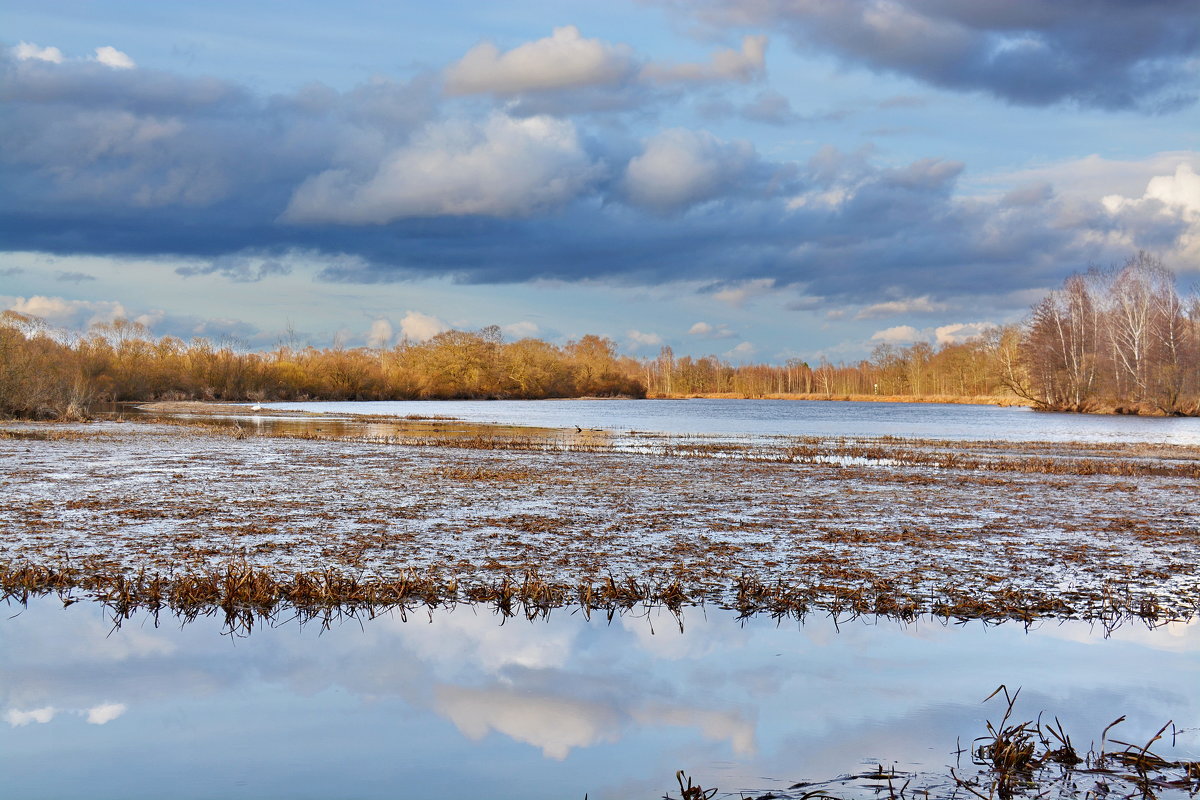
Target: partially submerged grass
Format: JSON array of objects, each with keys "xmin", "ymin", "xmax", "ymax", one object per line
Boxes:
[
  {"xmin": 1, "ymin": 560, "xmax": 1191, "ymax": 634},
  {"xmin": 658, "ymin": 688, "xmax": 1199, "ymax": 800},
  {"xmin": 4, "ymin": 417, "xmax": 1198, "ymax": 626},
  {"xmin": 950, "ymin": 685, "xmax": 1200, "ymax": 800}
]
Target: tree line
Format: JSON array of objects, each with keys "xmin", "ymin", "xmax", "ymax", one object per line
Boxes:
[
  {"xmin": 2, "ymin": 252, "xmax": 1197, "ymax": 419},
  {"xmin": 0, "ymin": 319, "xmax": 643, "ymax": 419}
]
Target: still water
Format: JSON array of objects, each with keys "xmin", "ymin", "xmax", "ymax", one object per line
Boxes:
[
  {"xmin": 261, "ymin": 398, "xmax": 1200, "ymax": 444},
  {"xmin": 1, "ymin": 599, "xmax": 1196, "ymax": 799}
]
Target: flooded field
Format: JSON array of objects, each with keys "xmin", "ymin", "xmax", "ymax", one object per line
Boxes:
[{"xmin": 1, "ymin": 402, "xmax": 1198, "ymax": 797}]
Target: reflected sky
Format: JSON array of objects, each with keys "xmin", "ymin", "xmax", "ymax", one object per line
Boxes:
[
  {"xmin": 1, "ymin": 599, "xmax": 1197, "ymax": 799},
  {"xmin": 261, "ymin": 399, "xmax": 1200, "ymax": 445}
]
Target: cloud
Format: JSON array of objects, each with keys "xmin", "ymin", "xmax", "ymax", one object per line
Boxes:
[
  {"xmin": 639, "ymin": 35, "xmax": 767, "ymax": 84},
  {"xmin": 444, "ymin": 26, "xmax": 636, "ymax": 96},
  {"xmin": 366, "ymin": 318, "xmax": 394, "ymax": 348},
  {"xmin": 399, "ymin": 310, "xmax": 448, "ymax": 342},
  {"xmin": 54, "ymin": 270, "xmax": 96, "ymax": 283},
  {"xmin": 285, "ymin": 114, "xmax": 601, "ymax": 223},
  {"xmin": 870, "ymin": 324, "xmax": 922, "ymax": 344},
  {"xmin": 688, "ymin": 321, "xmax": 736, "ymax": 338},
  {"xmin": 444, "ymin": 27, "xmax": 766, "ymax": 102},
  {"xmin": 93, "ymin": 46, "xmax": 135, "ymax": 70},
  {"xmin": 12, "ymin": 42, "xmax": 63, "ymax": 64},
  {"xmin": 175, "ymin": 255, "xmax": 292, "ymax": 282},
  {"xmin": 623, "ymin": 129, "xmax": 757, "ymax": 213},
  {"xmin": 934, "ymin": 321, "xmax": 994, "ymax": 345},
  {"xmin": 660, "ymin": 0, "xmax": 1200, "ymax": 110},
  {"xmin": 855, "ymin": 295, "xmax": 949, "ymax": 319},
  {"xmin": 500, "ymin": 320, "xmax": 539, "ymax": 339},
  {"xmin": 3, "ymin": 295, "xmax": 128, "ymax": 329},
  {"xmin": 437, "ymin": 685, "xmax": 621, "ymax": 760},
  {"xmin": 712, "ymin": 278, "xmax": 775, "ymax": 307},
  {"xmin": 869, "ymin": 321, "xmax": 995, "ymax": 346},
  {"xmin": 1101, "ymin": 163, "xmax": 1200, "ymax": 264},
  {"xmin": 0, "ymin": 266, "xmax": 24, "ymax": 276},
  {"xmin": 740, "ymin": 90, "xmax": 796, "ymax": 124},
  {"xmin": 4, "ymin": 706, "xmax": 56, "ymax": 727},
  {"xmin": 4, "ymin": 46, "xmax": 1200, "ymax": 312},
  {"xmin": 84, "ymin": 702, "xmax": 126, "ymax": 725},
  {"xmin": 725, "ymin": 341, "xmax": 756, "ymax": 358},
  {"xmin": 626, "ymin": 329, "xmax": 663, "ymax": 347}
]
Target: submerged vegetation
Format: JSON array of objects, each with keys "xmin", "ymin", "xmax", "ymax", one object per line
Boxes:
[
  {"xmin": 3, "ymin": 418, "xmax": 1197, "ymax": 626},
  {"xmin": 660, "ymin": 687, "xmax": 1200, "ymax": 800}
]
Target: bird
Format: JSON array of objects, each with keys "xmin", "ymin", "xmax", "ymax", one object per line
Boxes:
[
  {"xmin": 575, "ymin": 424, "xmax": 582, "ymax": 432},
  {"xmin": 251, "ymin": 404, "xmax": 263, "ymax": 411}
]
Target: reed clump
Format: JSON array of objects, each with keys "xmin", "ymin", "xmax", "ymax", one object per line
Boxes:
[{"xmin": 953, "ymin": 685, "xmax": 1200, "ymax": 800}]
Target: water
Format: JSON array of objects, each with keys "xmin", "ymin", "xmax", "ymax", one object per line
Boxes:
[
  {"xmin": 259, "ymin": 398, "xmax": 1200, "ymax": 444},
  {"xmin": 1, "ymin": 599, "xmax": 1196, "ymax": 799}
]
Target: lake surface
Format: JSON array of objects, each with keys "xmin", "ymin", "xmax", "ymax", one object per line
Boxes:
[
  {"xmin": 260, "ymin": 398, "xmax": 1200, "ymax": 445},
  {"xmin": 2, "ymin": 599, "xmax": 1196, "ymax": 799}
]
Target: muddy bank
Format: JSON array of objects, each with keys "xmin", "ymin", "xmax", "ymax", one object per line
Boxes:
[{"xmin": 1, "ymin": 419, "xmax": 1197, "ymax": 623}]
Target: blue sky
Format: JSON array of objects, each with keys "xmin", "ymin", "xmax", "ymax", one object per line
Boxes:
[{"xmin": 2, "ymin": 0, "xmax": 1198, "ymax": 361}]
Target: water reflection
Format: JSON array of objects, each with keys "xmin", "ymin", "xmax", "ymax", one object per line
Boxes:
[
  {"xmin": 259, "ymin": 398, "xmax": 1200, "ymax": 445},
  {"xmin": 2, "ymin": 599, "xmax": 1196, "ymax": 799}
]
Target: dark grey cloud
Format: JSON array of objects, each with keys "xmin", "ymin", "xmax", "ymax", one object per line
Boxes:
[
  {"xmin": 54, "ymin": 270, "xmax": 95, "ymax": 283},
  {"xmin": 1, "ymin": 46, "xmax": 1194, "ymax": 310},
  {"xmin": 175, "ymin": 255, "xmax": 292, "ymax": 283},
  {"xmin": 658, "ymin": 0, "xmax": 1200, "ymax": 111}
]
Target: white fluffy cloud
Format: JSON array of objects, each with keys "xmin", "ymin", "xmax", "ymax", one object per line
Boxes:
[
  {"xmin": 445, "ymin": 26, "xmax": 636, "ymax": 95},
  {"xmin": 725, "ymin": 341, "xmax": 756, "ymax": 358},
  {"xmin": 624, "ymin": 129, "xmax": 755, "ymax": 213},
  {"xmin": 934, "ymin": 321, "xmax": 994, "ymax": 345},
  {"xmin": 85, "ymin": 702, "xmax": 127, "ymax": 725},
  {"xmin": 870, "ymin": 324, "xmax": 922, "ymax": 344},
  {"xmin": 399, "ymin": 310, "xmax": 448, "ymax": 342},
  {"xmin": 93, "ymin": 46, "xmax": 135, "ymax": 70},
  {"xmin": 366, "ymin": 318, "xmax": 394, "ymax": 348},
  {"xmin": 4, "ymin": 295, "xmax": 128, "ymax": 329},
  {"xmin": 688, "ymin": 321, "xmax": 736, "ymax": 338},
  {"xmin": 712, "ymin": 277, "xmax": 776, "ymax": 307},
  {"xmin": 12, "ymin": 42, "xmax": 63, "ymax": 63},
  {"xmin": 10, "ymin": 42, "xmax": 133, "ymax": 69},
  {"xmin": 4, "ymin": 706, "xmax": 56, "ymax": 727},
  {"xmin": 437, "ymin": 686, "xmax": 620, "ymax": 760},
  {"xmin": 869, "ymin": 322, "xmax": 994, "ymax": 346},
  {"xmin": 1102, "ymin": 163, "xmax": 1200, "ymax": 264},
  {"xmin": 856, "ymin": 295, "xmax": 949, "ymax": 319},
  {"xmin": 443, "ymin": 27, "xmax": 766, "ymax": 97},
  {"xmin": 500, "ymin": 321, "xmax": 539, "ymax": 339},
  {"xmin": 626, "ymin": 329, "xmax": 663, "ymax": 347},
  {"xmin": 285, "ymin": 114, "xmax": 601, "ymax": 223}
]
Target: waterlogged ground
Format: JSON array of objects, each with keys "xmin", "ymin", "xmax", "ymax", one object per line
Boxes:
[
  {"xmin": 1, "ymin": 415, "xmax": 1199, "ymax": 619},
  {"xmin": 2, "ymin": 408, "xmax": 1199, "ymax": 798}
]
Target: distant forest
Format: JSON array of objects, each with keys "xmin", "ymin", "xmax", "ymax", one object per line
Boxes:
[{"xmin": 2, "ymin": 253, "xmax": 1197, "ymax": 419}]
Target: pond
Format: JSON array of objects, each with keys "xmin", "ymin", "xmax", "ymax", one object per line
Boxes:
[
  {"xmin": 1, "ymin": 598, "xmax": 1196, "ymax": 799},
  {"xmin": 258, "ymin": 398, "xmax": 1200, "ymax": 445}
]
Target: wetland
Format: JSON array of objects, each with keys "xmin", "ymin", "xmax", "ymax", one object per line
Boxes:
[{"xmin": 1, "ymin": 399, "xmax": 1198, "ymax": 798}]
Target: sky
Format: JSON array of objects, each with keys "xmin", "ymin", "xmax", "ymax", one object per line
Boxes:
[{"xmin": 2, "ymin": 0, "xmax": 1199, "ymax": 363}]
